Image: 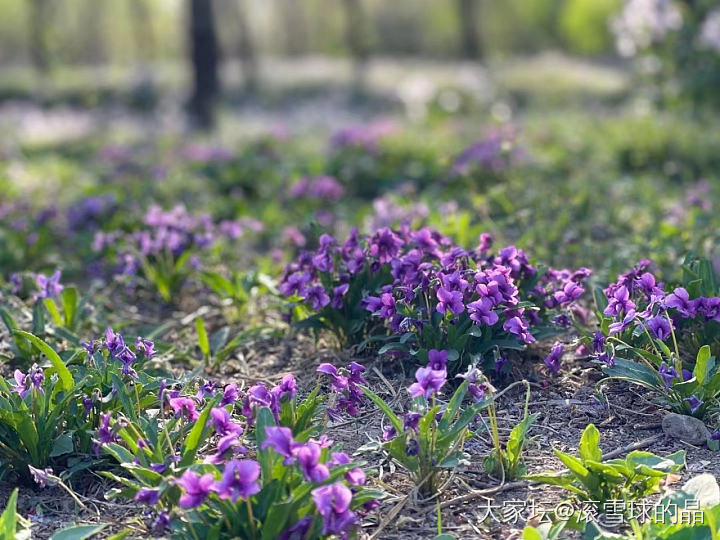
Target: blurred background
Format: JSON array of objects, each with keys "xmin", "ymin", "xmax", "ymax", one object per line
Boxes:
[
  {"xmin": 1, "ymin": 0, "xmax": 716, "ymax": 134},
  {"xmin": 1, "ymin": 0, "xmax": 720, "ymax": 284}
]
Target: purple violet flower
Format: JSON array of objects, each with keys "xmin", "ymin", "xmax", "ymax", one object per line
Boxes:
[
  {"xmin": 544, "ymin": 343, "xmax": 564, "ymax": 375},
  {"xmin": 646, "ymin": 315, "xmax": 672, "ymax": 340},
  {"xmin": 408, "ymin": 366, "xmax": 446, "ymax": 399},
  {"xmin": 295, "ymin": 442, "xmax": 330, "ymax": 482},
  {"xmin": 664, "ymin": 287, "xmax": 698, "ymax": 318},
  {"xmin": 169, "ymin": 397, "xmax": 200, "ymax": 421},
  {"xmin": 134, "ymin": 488, "xmax": 160, "ymax": 505},
  {"xmin": 311, "ymin": 483, "xmax": 357, "ymax": 536},
  {"xmin": 436, "ymin": 287, "xmax": 465, "ymax": 315},
  {"xmin": 220, "ymin": 383, "xmax": 240, "ymax": 406},
  {"xmin": 427, "ymin": 349, "xmax": 448, "ymax": 370},
  {"xmin": 177, "ymin": 470, "xmax": 216, "ymax": 508},
  {"xmin": 659, "ymin": 362, "xmax": 679, "ymax": 390},
  {"xmin": 684, "ymin": 395, "xmax": 703, "ymax": 414},
  {"xmin": 261, "ymin": 426, "xmax": 297, "ymax": 459},
  {"xmin": 35, "ymin": 270, "xmax": 63, "ymax": 299},
  {"xmin": 12, "ymin": 364, "xmax": 44, "ymax": 398},
  {"xmin": 467, "ymin": 296, "xmax": 499, "ymax": 326},
  {"xmin": 135, "ymin": 337, "xmax": 156, "ymax": 359},
  {"xmin": 215, "ymin": 459, "xmax": 261, "ymax": 503}
]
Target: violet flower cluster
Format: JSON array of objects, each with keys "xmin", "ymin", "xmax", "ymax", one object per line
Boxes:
[
  {"xmin": 84, "ymin": 326, "xmax": 156, "ymax": 377},
  {"xmin": 12, "ymin": 364, "xmax": 45, "ymax": 399},
  {"xmin": 592, "ymin": 259, "xmax": 720, "ymax": 404},
  {"xmin": 92, "ymin": 204, "xmax": 261, "ymax": 278},
  {"xmin": 289, "ymin": 175, "xmax": 345, "ymax": 202},
  {"xmin": 452, "ymin": 125, "xmax": 524, "ymax": 176},
  {"xmin": 125, "ymin": 382, "xmax": 371, "ymax": 540},
  {"xmin": 329, "ymin": 120, "xmax": 396, "ymax": 153},
  {"xmin": 280, "ymin": 226, "xmax": 589, "ymax": 370},
  {"xmin": 317, "ymin": 362, "xmax": 367, "ymax": 420}
]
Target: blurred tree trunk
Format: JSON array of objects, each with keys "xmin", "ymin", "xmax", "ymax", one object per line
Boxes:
[
  {"xmin": 279, "ymin": 0, "xmax": 307, "ymax": 56},
  {"xmin": 28, "ymin": 0, "xmax": 51, "ymax": 75},
  {"xmin": 188, "ymin": 0, "xmax": 220, "ymax": 129},
  {"xmin": 341, "ymin": 0, "xmax": 370, "ymax": 92},
  {"xmin": 457, "ymin": 0, "xmax": 482, "ymax": 59}
]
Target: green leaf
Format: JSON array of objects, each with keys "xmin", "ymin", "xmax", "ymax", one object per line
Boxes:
[
  {"xmin": 256, "ymin": 407, "xmax": 276, "ymax": 481},
  {"xmin": 554, "ymin": 449, "xmax": 598, "ymax": 492},
  {"xmin": 578, "ymin": 424, "xmax": 603, "ymax": 462},
  {"xmin": 50, "ymin": 433, "xmax": 74, "ymax": 457},
  {"xmin": 60, "ymin": 288, "xmax": 79, "ymax": 328},
  {"xmin": 34, "ymin": 300, "xmax": 48, "ymax": 333},
  {"xmin": 49, "ymin": 523, "xmax": 107, "ymax": 540},
  {"xmin": 0, "ymin": 489, "xmax": 19, "ymax": 539},
  {"xmin": 14, "ymin": 331, "xmax": 74, "ymax": 391},
  {"xmin": 602, "ymin": 357, "xmax": 663, "ymax": 390},
  {"xmin": 625, "ymin": 449, "xmax": 685, "ymax": 473},
  {"xmin": 438, "ymin": 381, "xmax": 468, "ymax": 432},
  {"xmin": 378, "ymin": 342, "xmax": 409, "ymax": 355},
  {"xmin": 110, "ymin": 373, "xmax": 139, "ymax": 423},
  {"xmin": 105, "ymin": 531, "xmax": 132, "ymax": 540},
  {"xmin": 359, "ymin": 386, "xmax": 403, "ymax": 434},
  {"xmin": 593, "ymin": 286, "xmax": 609, "ymax": 316},
  {"xmin": 102, "ymin": 443, "xmax": 136, "ymax": 466},
  {"xmin": 196, "ymin": 317, "xmax": 210, "ymax": 358},
  {"xmin": 694, "ymin": 345, "xmax": 713, "ymax": 386},
  {"xmin": 437, "ymin": 451, "xmax": 469, "ymax": 469},
  {"xmin": 521, "ymin": 527, "xmax": 543, "ymax": 540},
  {"xmin": 179, "ymin": 400, "xmax": 215, "ymax": 467}
]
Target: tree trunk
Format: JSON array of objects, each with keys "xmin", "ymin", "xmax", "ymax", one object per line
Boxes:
[
  {"xmin": 188, "ymin": 0, "xmax": 220, "ymax": 129},
  {"xmin": 457, "ymin": 0, "xmax": 482, "ymax": 59}
]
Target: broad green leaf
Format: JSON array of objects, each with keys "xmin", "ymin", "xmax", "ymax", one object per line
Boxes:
[
  {"xmin": 554, "ymin": 450, "xmax": 599, "ymax": 492},
  {"xmin": 35, "ymin": 300, "xmax": 48, "ymax": 333},
  {"xmin": 694, "ymin": 346, "xmax": 713, "ymax": 386},
  {"xmin": 521, "ymin": 527, "xmax": 543, "ymax": 540},
  {"xmin": 102, "ymin": 443, "xmax": 136, "ymax": 465},
  {"xmin": 196, "ymin": 317, "xmax": 210, "ymax": 358},
  {"xmin": 359, "ymin": 386, "xmax": 403, "ymax": 434},
  {"xmin": 438, "ymin": 381, "xmax": 468, "ymax": 431},
  {"xmin": 49, "ymin": 523, "xmax": 107, "ymax": 540},
  {"xmin": 14, "ymin": 331, "xmax": 74, "ymax": 391},
  {"xmin": 180, "ymin": 400, "xmax": 216, "ymax": 467},
  {"xmin": 0, "ymin": 489, "xmax": 19, "ymax": 539},
  {"xmin": 602, "ymin": 357, "xmax": 663, "ymax": 390},
  {"xmin": 50, "ymin": 433, "xmax": 74, "ymax": 457},
  {"xmin": 255, "ymin": 407, "xmax": 276, "ymax": 481},
  {"xmin": 60, "ymin": 288, "xmax": 79, "ymax": 328},
  {"xmin": 110, "ymin": 373, "xmax": 139, "ymax": 423},
  {"xmin": 578, "ymin": 424, "xmax": 603, "ymax": 462}
]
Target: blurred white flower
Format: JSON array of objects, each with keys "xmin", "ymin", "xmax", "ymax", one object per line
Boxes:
[
  {"xmin": 700, "ymin": 9, "xmax": 720, "ymax": 52},
  {"xmin": 611, "ymin": 0, "xmax": 682, "ymax": 57}
]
